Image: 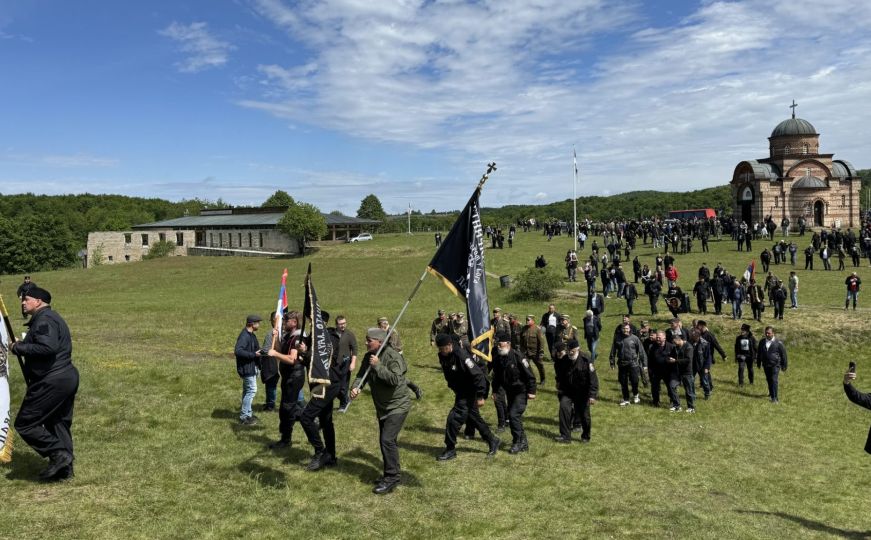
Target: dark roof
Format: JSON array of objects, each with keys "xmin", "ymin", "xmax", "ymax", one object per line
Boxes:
[
  {"xmin": 132, "ymin": 210, "xmax": 379, "ymax": 229},
  {"xmin": 740, "ymin": 160, "xmax": 781, "ymax": 180},
  {"xmin": 832, "ymin": 160, "xmax": 857, "ymax": 179},
  {"xmin": 771, "ymin": 117, "xmax": 817, "ymax": 138},
  {"xmin": 793, "ymin": 175, "xmax": 827, "ymax": 189}
]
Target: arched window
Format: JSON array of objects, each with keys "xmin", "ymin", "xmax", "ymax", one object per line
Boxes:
[
  {"xmin": 842, "ymin": 194, "xmax": 846, "ymax": 207},
  {"xmin": 784, "ymin": 144, "xmax": 791, "ymax": 155},
  {"xmin": 774, "ymin": 196, "xmax": 779, "ymax": 207},
  {"xmin": 802, "ymin": 144, "xmax": 808, "ymax": 154}
]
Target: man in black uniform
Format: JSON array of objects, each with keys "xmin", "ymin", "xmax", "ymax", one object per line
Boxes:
[
  {"xmin": 300, "ymin": 312, "xmax": 344, "ymax": 471},
  {"xmin": 11, "ymin": 287, "xmax": 79, "ymax": 481},
  {"xmin": 553, "ymin": 339, "xmax": 598, "ymax": 443},
  {"xmin": 667, "ymin": 333, "xmax": 695, "ymax": 413},
  {"xmin": 435, "ymin": 335, "xmax": 500, "ymax": 461},
  {"xmin": 734, "ymin": 323, "xmax": 756, "ymax": 386},
  {"xmin": 266, "ymin": 311, "xmax": 306, "ymax": 449},
  {"xmin": 491, "ymin": 332, "xmax": 536, "ymax": 454}
]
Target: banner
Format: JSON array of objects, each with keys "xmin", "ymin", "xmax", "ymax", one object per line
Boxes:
[
  {"xmin": 303, "ymin": 263, "xmax": 332, "ymax": 398},
  {"xmin": 273, "ymin": 268, "xmax": 288, "ymax": 345},
  {"xmin": 0, "ymin": 300, "xmax": 14, "ymax": 464},
  {"xmin": 743, "ymin": 260, "xmax": 756, "ymax": 282},
  {"xmin": 427, "ymin": 187, "xmax": 493, "ymax": 361}
]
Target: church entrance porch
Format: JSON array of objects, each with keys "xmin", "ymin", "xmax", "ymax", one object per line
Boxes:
[{"xmin": 814, "ymin": 200, "xmax": 824, "ymax": 227}]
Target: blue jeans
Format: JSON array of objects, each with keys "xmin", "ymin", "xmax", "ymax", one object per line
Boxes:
[
  {"xmin": 790, "ymin": 289, "xmax": 798, "ymax": 308},
  {"xmin": 240, "ymin": 374, "xmax": 258, "ymax": 420},
  {"xmin": 586, "ymin": 338, "xmax": 599, "ymax": 361},
  {"xmin": 732, "ymin": 300, "xmax": 742, "ymax": 319},
  {"xmin": 847, "ymin": 291, "xmax": 859, "ymax": 309}
]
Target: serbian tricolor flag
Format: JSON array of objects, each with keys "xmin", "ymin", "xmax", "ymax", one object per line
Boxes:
[
  {"xmin": 274, "ymin": 268, "xmax": 288, "ymax": 342},
  {"xmin": 743, "ymin": 260, "xmax": 756, "ymax": 282}
]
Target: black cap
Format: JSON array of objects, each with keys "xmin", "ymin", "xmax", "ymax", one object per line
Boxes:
[
  {"xmin": 26, "ymin": 287, "xmax": 51, "ymax": 304},
  {"xmin": 566, "ymin": 339, "xmax": 580, "ymax": 349},
  {"xmin": 741, "ymin": 323, "xmax": 751, "ymax": 331},
  {"xmin": 554, "ymin": 341, "xmax": 567, "ymax": 352},
  {"xmin": 495, "ymin": 332, "xmax": 511, "ymax": 343},
  {"xmin": 246, "ymin": 314, "xmax": 262, "ymax": 325},
  {"xmin": 435, "ymin": 334, "xmax": 452, "ymax": 347}
]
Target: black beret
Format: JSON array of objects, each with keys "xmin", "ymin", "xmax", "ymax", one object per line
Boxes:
[
  {"xmin": 435, "ymin": 334, "xmax": 452, "ymax": 347},
  {"xmin": 566, "ymin": 339, "xmax": 580, "ymax": 349},
  {"xmin": 26, "ymin": 287, "xmax": 51, "ymax": 304},
  {"xmin": 554, "ymin": 341, "xmax": 567, "ymax": 352},
  {"xmin": 495, "ymin": 332, "xmax": 511, "ymax": 343},
  {"xmin": 741, "ymin": 323, "xmax": 751, "ymax": 331},
  {"xmin": 246, "ymin": 314, "xmax": 262, "ymax": 325}
]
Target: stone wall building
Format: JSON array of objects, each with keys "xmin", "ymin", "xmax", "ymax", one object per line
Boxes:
[
  {"xmin": 86, "ymin": 207, "xmax": 379, "ymax": 268},
  {"xmin": 731, "ymin": 103, "xmax": 861, "ymax": 230}
]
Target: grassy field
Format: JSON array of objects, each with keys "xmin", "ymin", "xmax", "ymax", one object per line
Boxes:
[{"xmin": 2, "ymin": 229, "xmax": 871, "ymax": 539}]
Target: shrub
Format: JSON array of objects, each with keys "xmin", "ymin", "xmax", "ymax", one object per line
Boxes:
[
  {"xmin": 510, "ymin": 266, "xmax": 563, "ymax": 301},
  {"xmin": 143, "ymin": 240, "xmax": 176, "ymax": 260}
]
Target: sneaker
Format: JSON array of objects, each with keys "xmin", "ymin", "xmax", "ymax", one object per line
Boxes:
[
  {"xmin": 337, "ymin": 405, "xmax": 349, "ymax": 414},
  {"xmin": 633, "ymin": 395, "xmax": 640, "ymax": 404},
  {"xmin": 496, "ymin": 424, "xmax": 507, "ymax": 434},
  {"xmin": 306, "ymin": 453, "xmax": 327, "ymax": 471},
  {"xmin": 669, "ymin": 406, "xmax": 682, "ymax": 412},
  {"xmin": 436, "ymin": 449, "xmax": 457, "ymax": 462},
  {"xmin": 686, "ymin": 408, "xmax": 696, "ymax": 413},
  {"xmin": 553, "ymin": 436, "xmax": 571, "ymax": 444},
  {"xmin": 619, "ymin": 400, "xmax": 630, "ymax": 407},
  {"xmin": 240, "ymin": 416, "xmax": 259, "ymax": 426}
]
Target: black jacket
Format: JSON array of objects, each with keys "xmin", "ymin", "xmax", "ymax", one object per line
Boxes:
[
  {"xmin": 554, "ymin": 351, "xmax": 599, "ymax": 397},
  {"xmin": 757, "ymin": 338, "xmax": 788, "ymax": 370},
  {"xmin": 540, "ymin": 311, "xmax": 562, "ymax": 334},
  {"xmin": 234, "ymin": 328, "xmax": 260, "ymax": 378},
  {"xmin": 15, "ymin": 307, "xmax": 73, "ymax": 382},
  {"xmin": 492, "ymin": 349, "xmax": 536, "ymax": 395},
  {"xmin": 439, "ymin": 347, "xmax": 488, "ymax": 399},
  {"xmin": 670, "ymin": 342, "xmax": 694, "ymax": 379},
  {"xmin": 734, "ymin": 333, "xmax": 757, "ymax": 364},
  {"xmin": 844, "ymin": 383, "xmax": 871, "ymax": 454}
]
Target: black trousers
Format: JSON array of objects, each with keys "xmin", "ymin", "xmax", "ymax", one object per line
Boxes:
[
  {"xmin": 618, "ymin": 364, "xmax": 640, "ymax": 400},
  {"xmin": 773, "ymin": 300, "xmax": 785, "ymax": 319},
  {"xmin": 278, "ymin": 374, "xmax": 305, "ymax": 440},
  {"xmin": 751, "ymin": 302, "xmax": 764, "ymax": 320},
  {"xmin": 737, "ymin": 359, "xmax": 754, "ymax": 385},
  {"xmin": 805, "ymin": 256, "xmax": 813, "ymax": 270},
  {"xmin": 492, "ymin": 386, "xmax": 508, "ymax": 427},
  {"xmin": 15, "ymin": 366, "xmax": 79, "ymax": 459},
  {"xmin": 764, "ymin": 365, "xmax": 780, "ymax": 401},
  {"xmin": 378, "ymin": 412, "xmax": 408, "ymax": 480},
  {"xmin": 506, "ymin": 391, "xmax": 528, "ymax": 445},
  {"xmin": 649, "ymin": 368, "xmax": 666, "ymax": 406},
  {"xmin": 713, "ymin": 293, "xmax": 723, "ymax": 314},
  {"xmin": 669, "ymin": 375, "xmax": 695, "ymax": 409},
  {"xmin": 648, "ymin": 294, "xmax": 659, "ymax": 314},
  {"xmin": 338, "ymin": 371, "xmax": 351, "ymax": 408},
  {"xmin": 696, "ymin": 298, "xmax": 707, "ymax": 314},
  {"xmin": 301, "ymin": 383, "xmax": 341, "ymax": 458},
  {"xmin": 446, "ymin": 394, "xmax": 494, "ymax": 449},
  {"xmin": 559, "ymin": 393, "xmax": 590, "ymax": 440}
]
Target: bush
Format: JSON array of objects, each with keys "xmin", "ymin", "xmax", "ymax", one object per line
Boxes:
[
  {"xmin": 143, "ymin": 240, "xmax": 176, "ymax": 260},
  {"xmin": 510, "ymin": 266, "xmax": 563, "ymax": 301}
]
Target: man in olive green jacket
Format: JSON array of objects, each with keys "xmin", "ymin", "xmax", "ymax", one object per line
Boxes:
[{"xmin": 351, "ymin": 328, "xmax": 411, "ymax": 495}]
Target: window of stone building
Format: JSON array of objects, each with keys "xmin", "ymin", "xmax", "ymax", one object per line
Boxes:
[
  {"xmin": 124, "ymin": 233, "xmax": 132, "ymax": 244},
  {"xmin": 108, "ymin": 255, "xmax": 113, "ymax": 262},
  {"xmin": 248, "ymin": 232, "xmax": 252, "ymax": 247},
  {"xmin": 142, "ymin": 234, "xmax": 149, "ymax": 246},
  {"xmin": 842, "ymin": 194, "xmax": 846, "ymax": 207},
  {"xmin": 219, "ymin": 233, "xmax": 224, "ymax": 246},
  {"xmin": 176, "ymin": 233, "xmax": 184, "ymax": 246},
  {"xmin": 259, "ymin": 232, "xmax": 265, "ymax": 248},
  {"xmin": 774, "ymin": 196, "xmax": 779, "ymax": 207},
  {"xmin": 159, "ymin": 233, "xmax": 166, "ymax": 242},
  {"xmin": 210, "ymin": 233, "xmax": 214, "ymax": 247},
  {"xmin": 125, "ymin": 255, "xmax": 130, "ymax": 261},
  {"xmin": 784, "ymin": 145, "xmax": 791, "ymax": 155},
  {"xmin": 803, "ymin": 144, "xmax": 808, "ymax": 154},
  {"xmin": 238, "ymin": 233, "xmax": 242, "ymax": 247}
]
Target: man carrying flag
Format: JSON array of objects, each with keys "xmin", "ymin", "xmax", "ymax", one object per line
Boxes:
[
  {"xmin": 743, "ymin": 261, "xmax": 756, "ymax": 283},
  {"xmin": 299, "ymin": 265, "xmax": 343, "ymax": 472}
]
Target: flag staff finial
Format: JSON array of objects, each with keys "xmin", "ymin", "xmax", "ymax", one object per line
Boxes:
[{"xmin": 478, "ymin": 162, "xmax": 497, "ymax": 191}]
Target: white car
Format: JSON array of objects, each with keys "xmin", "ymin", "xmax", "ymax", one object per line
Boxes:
[{"xmin": 349, "ymin": 232, "xmax": 373, "ymax": 243}]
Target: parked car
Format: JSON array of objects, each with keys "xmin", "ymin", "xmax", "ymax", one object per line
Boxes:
[{"xmin": 349, "ymin": 232, "xmax": 373, "ymax": 243}]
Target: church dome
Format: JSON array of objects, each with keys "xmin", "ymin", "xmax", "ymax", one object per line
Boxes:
[{"xmin": 771, "ymin": 117, "xmax": 817, "ymax": 137}]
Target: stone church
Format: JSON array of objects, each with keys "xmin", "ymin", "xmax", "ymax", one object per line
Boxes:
[{"xmin": 731, "ymin": 103, "xmax": 861, "ymax": 230}]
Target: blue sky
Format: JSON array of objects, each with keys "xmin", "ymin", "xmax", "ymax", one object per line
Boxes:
[{"xmin": 1, "ymin": 0, "xmax": 869, "ymax": 215}]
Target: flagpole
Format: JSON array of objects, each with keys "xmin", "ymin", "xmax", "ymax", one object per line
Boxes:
[
  {"xmin": 572, "ymin": 148, "xmax": 578, "ymax": 253},
  {"xmin": 350, "ymin": 162, "xmax": 497, "ymax": 404}
]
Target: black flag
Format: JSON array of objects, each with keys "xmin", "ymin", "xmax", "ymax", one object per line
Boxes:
[
  {"xmin": 427, "ymin": 187, "xmax": 492, "ymax": 361},
  {"xmin": 303, "ymin": 263, "xmax": 332, "ymax": 398}
]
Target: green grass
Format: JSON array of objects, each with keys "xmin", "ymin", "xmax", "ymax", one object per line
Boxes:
[{"xmin": 2, "ymin": 230, "xmax": 871, "ymax": 539}]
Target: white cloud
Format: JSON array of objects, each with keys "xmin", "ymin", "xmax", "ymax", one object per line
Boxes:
[
  {"xmin": 159, "ymin": 21, "xmax": 233, "ymax": 73},
  {"xmin": 0, "ymin": 151, "xmax": 119, "ymax": 168}
]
